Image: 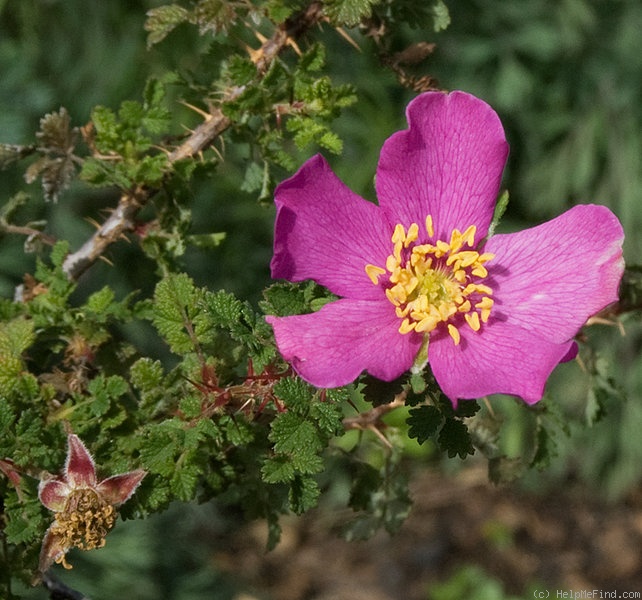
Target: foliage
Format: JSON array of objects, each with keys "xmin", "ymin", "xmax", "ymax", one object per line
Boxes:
[{"xmin": 1, "ymin": 0, "xmax": 641, "ymax": 597}]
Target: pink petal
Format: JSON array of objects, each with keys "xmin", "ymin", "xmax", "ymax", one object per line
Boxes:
[
  {"xmin": 485, "ymin": 204, "xmax": 624, "ymax": 344},
  {"xmin": 271, "ymin": 154, "xmax": 392, "ymax": 301},
  {"xmin": 376, "ymin": 91, "xmax": 509, "ymax": 241},
  {"xmin": 38, "ymin": 527, "xmax": 69, "ymax": 573},
  {"xmin": 429, "ymin": 320, "xmax": 576, "ymax": 404},
  {"xmin": 267, "ymin": 298, "xmax": 422, "ymax": 388},
  {"xmin": 38, "ymin": 478, "xmax": 71, "ymax": 512},
  {"xmin": 65, "ymin": 434, "xmax": 97, "ymax": 488},
  {"xmin": 97, "ymin": 469, "xmax": 146, "ymax": 506}
]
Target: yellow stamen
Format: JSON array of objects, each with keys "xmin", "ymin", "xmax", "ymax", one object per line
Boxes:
[
  {"xmin": 49, "ymin": 489, "xmax": 117, "ymax": 569},
  {"xmin": 365, "ymin": 215, "xmax": 495, "ymax": 344},
  {"xmin": 425, "ymin": 215, "xmax": 434, "ymax": 238},
  {"xmin": 365, "ymin": 264, "xmax": 386, "ymax": 285}
]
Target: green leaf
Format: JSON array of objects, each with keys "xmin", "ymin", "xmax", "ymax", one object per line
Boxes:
[
  {"xmin": 187, "ymin": 232, "xmax": 226, "ymax": 249},
  {"xmin": 0, "ymin": 397, "xmax": 16, "ymax": 438},
  {"xmin": 194, "ymin": 0, "xmax": 240, "ymax": 35},
  {"xmin": 261, "ymin": 454, "xmax": 296, "ymax": 483},
  {"xmin": 0, "ymin": 316, "xmax": 34, "ymax": 357},
  {"xmin": 269, "ymin": 412, "xmax": 323, "ymax": 474},
  {"xmin": 130, "ymin": 358, "xmax": 164, "ymax": 392},
  {"xmin": 152, "ymin": 273, "xmax": 212, "ymax": 354},
  {"xmin": 171, "ymin": 465, "xmax": 200, "ymax": 501},
  {"xmin": 145, "ymin": 4, "xmax": 190, "ymax": 47},
  {"xmin": 270, "ymin": 412, "xmax": 320, "ymax": 455},
  {"xmin": 530, "ymin": 421, "xmax": 558, "ymax": 470},
  {"xmin": 429, "ymin": 0, "xmax": 450, "ymax": 31},
  {"xmin": 488, "ymin": 189, "xmax": 510, "ymax": 237},
  {"xmin": 438, "ymin": 418, "xmax": 475, "ymax": 459},
  {"xmin": 84, "ymin": 286, "xmax": 115, "ymax": 315},
  {"xmin": 261, "ymin": 281, "xmax": 336, "ymax": 317},
  {"xmin": 323, "ymin": 0, "xmax": 381, "ymax": 27},
  {"xmin": 87, "ymin": 374, "xmax": 129, "ymax": 417},
  {"xmin": 407, "ymin": 405, "xmax": 443, "ymax": 444},
  {"xmin": 289, "ymin": 475, "xmax": 320, "ymax": 514},
  {"xmin": 140, "ymin": 425, "xmax": 182, "ymax": 476},
  {"xmin": 273, "ymin": 377, "xmax": 311, "ymax": 413},
  {"xmin": 310, "ymin": 398, "xmax": 344, "ymax": 438}
]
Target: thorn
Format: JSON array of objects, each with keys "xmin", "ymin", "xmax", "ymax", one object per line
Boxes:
[
  {"xmin": 482, "ymin": 396, "xmax": 496, "ymax": 419},
  {"xmin": 253, "ymin": 30, "xmax": 268, "ymax": 44},
  {"xmin": 179, "ymin": 101, "xmax": 212, "ymax": 121},
  {"xmin": 85, "ymin": 217, "xmax": 102, "ymax": 231},
  {"xmin": 286, "ymin": 36, "xmax": 303, "ymax": 56},
  {"xmin": 245, "ymin": 43, "xmax": 264, "ymax": 64},
  {"xmin": 98, "ymin": 255, "xmax": 114, "ymax": 267},
  {"xmin": 210, "ymin": 142, "xmax": 224, "ymax": 162},
  {"xmin": 334, "ymin": 27, "xmax": 361, "ymax": 52},
  {"xmin": 367, "ymin": 425, "xmax": 393, "ymax": 450}
]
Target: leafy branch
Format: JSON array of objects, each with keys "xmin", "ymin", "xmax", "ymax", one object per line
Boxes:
[{"xmin": 62, "ymin": 2, "xmax": 326, "ymax": 282}]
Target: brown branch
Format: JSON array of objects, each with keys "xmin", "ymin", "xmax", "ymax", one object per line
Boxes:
[
  {"xmin": 61, "ymin": 2, "xmax": 324, "ymax": 282},
  {"xmin": 342, "ymin": 393, "xmax": 406, "ymax": 448}
]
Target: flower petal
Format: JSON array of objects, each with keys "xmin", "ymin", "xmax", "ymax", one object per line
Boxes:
[
  {"xmin": 376, "ymin": 91, "xmax": 509, "ymax": 241},
  {"xmin": 97, "ymin": 469, "xmax": 146, "ymax": 506},
  {"xmin": 485, "ymin": 204, "xmax": 624, "ymax": 344},
  {"xmin": 429, "ymin": 320, "xmax": 576, "ymax": 404},
  {"xmin": 38, "ymin": 478, "xmax": 70, "ymax": 512},
  {"xmin": 38, "ymin": 526, "xmax": 70, "ymax": 574},
  {"xmin": 271, "ymin": 154, "xmax": 392, "ymax": 300},
  {"xmin": 65, "ymin": 434, "xmax": 97, "ymax": 488},
  {"xmin": 267, "ymin": 299, "xmax": 421, "ymax": 388}
]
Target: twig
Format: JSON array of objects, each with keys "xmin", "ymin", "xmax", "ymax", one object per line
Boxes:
[
  {"xmin": 342, "ymin": 393, "xmax": 406, "ymax": 449},
  {"xmin": 41, "ymin": 571, "xmax": 90, "ymax": 600},
  {"xmin": 61, "ymin": 2, "xmax": 324, "ymax": 282}
]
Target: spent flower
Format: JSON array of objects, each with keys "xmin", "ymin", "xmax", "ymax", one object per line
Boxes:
[
  {"xmin": 38, "ymin": 433, "xmax": 146, "ymax": 573},
  {"xmin": 266, "ymin": 91, "xmax": 624, "ymax": 404}
]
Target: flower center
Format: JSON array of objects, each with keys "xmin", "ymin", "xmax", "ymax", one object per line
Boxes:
[
  {"xmin": 49, "ymin": 488, "xmax": 117, "ymax": 568},
  {"xmin": 365, "ymin": 215, "xmax": 495, "ymax": 345}
]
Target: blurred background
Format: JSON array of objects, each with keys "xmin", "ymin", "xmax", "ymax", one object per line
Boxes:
[{"xmin": 2, "ymin": 0, "xmax": 642, "ymax": 598}]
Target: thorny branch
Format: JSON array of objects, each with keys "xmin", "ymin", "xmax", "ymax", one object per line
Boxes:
[
  {"xmin": 343, "ymin": 393, "xmax": 406, "ymax": 449},
  {"xmin": 61, "ymin": 2, "xmax": 324, "ymax": 282}
]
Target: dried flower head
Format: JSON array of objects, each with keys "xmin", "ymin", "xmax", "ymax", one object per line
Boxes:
[{"xmin": 38, "ymin": 434, "xmax": 146, "ymax": 573}]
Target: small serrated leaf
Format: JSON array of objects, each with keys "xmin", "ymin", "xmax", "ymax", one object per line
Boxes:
[
  {"xmin": 145, "ymin": 4, "xmax": 190, "ymax": 47},
  {"xmin": 152, "ymin": 273, "xmax": 212, "ymax": 354},
  {"xmin": 323, "ymin": 0, "xmax": 380, "ymax": 27},
  {"xmin": 407, "ymin": 405, "xmax": 443, "ymax": 444},
  {"xmin": 262, "ymin": 455, "xmax": 296, "ymax": 483},
  {"xmin": 289, "ymin": 475, "xmax": 320, "ymax": 514},
  {"xmin": 438, "ymin": 418, "xmax": 475, "ymax": 459}
]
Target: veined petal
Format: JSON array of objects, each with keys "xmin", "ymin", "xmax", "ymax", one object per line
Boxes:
[
  {"xmin": 271, "ymin": 155, "xmax": 392, "ymax": 301},
  {"xmin": 65, "ymin": 434, "xmax": 97, "ymax": 488},
  {"xmin": 266, "ymin": 299, "xmax": 422, "ymax": 388},
  {"xmin": 97, "ymin": 469, "xmax": 146, "ymax": 506},
  {"xmin": 38, "ymin": 478, "xmax": 70, "ymax": 512},
  {"xmin": 485, "ymin": 204, "xmax": 624, "ymax": 343},
  {"xmin": 429, "ymin": 320, "xmax": 576, "ymax": 404},
  {"xmin": 376, "ymin": 91, "xmax": 509, "ymax": 241},
  {"xmin": 38, "ymin": 527, "xmax": 70, "ymax": 574}
]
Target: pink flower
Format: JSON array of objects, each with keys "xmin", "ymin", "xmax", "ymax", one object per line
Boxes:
[
  {"xmin": 266, "ymin": 91, "xmax": 624, "ymax": 404},
  {"xmin": 38, "ymin": 434, "xmax": 146, "ymax": 573}
]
